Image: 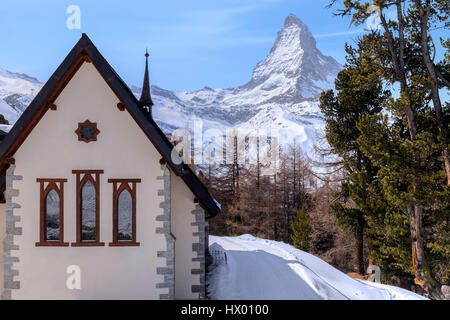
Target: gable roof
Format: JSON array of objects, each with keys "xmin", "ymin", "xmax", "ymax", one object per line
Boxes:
[{"xmin": 0, "ymin": 33, "xmax": 220, "ymax": 217}]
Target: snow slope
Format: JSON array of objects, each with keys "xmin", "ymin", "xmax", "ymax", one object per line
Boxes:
[
  {"xmin": 0, "ymin": 98, "xmax": 20, "ymax": 124},
  {"xmin": 208, "ymin": 235, "xmax": 427, "ymax": 300},
  {"xmin": 0, "ymin": 68, "xmax": 42, "ymax": 114},
  {"xmin": 0, "ymin": 68, "xmax": 42, "ymax": 97}
]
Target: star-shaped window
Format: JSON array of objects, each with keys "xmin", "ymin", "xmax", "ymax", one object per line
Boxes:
[{"xmin": 75, "ymin": 120, "xmax": 100, "ymax": 143}]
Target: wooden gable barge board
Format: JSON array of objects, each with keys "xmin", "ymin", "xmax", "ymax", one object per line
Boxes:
[
  {"xmin": 0, "ymin": 40, "xmax": 85, "ymax": 164},
  {"xmin": 0, "ymin": 33, "xmax": 220, "ymax": 218},
  {"xmin": 80, "ymin": 39, "xmax": 218, "ymax": 217}
]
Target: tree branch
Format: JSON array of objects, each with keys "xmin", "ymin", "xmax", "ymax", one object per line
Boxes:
[{"xmin": 435, "ymin": 67, "xmax": 450, "ymax": 88}]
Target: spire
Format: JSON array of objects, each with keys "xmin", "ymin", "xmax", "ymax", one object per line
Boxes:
[{"xmin": 139, "ymin": 48, "xmax": 154, "ymax": 115}]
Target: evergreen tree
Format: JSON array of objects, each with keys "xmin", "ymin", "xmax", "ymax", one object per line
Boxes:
[
  {"xmin": 410, "ymin": 0, "xmax": 450, "ymax": 184},
  {"xmin": 291, "ymin": 207, "xmax": 312, "ymax": 251},
  {"xmin": 329, "ymin": 0, "xmax": 447, "ymax": 299},
  {"xmin": 319, "ymin": 38, "xmax": 387, "ymax": 274},
  {"xmin": 0, "ymin": 114, "xmax": 9, "ymax": 125}
]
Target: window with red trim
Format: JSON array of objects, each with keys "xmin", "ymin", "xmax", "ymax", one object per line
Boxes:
[
  {"xmin": 36, "ymin": 178, "xmax": 69, "ymax": 247},
  {"xmin": 108, "ymin": 179, "xmax": 141, "ymax": 246},
  {"xmin": 71, "ymin": 170, "xmax": 105, "ymax": 246}
]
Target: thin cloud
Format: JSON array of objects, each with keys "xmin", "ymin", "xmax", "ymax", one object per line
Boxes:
[
  {"xmin": 139, "ymin": 0, "xmax": 283, "ymax": 55},
  {"xmin": 182, "ymin": 0, "xmax": 284, "ymax": 27},
  {"xmin": 188, "ymin": 0, "xmax": 283, "ymax": 18},
  {"xmin": 314, "ymin": 29, "xmax": 366, "ymax": 38},
  {"xmin": 213, "ymin": 36, "xmax": 275, "ymax": 46},
  {"xmin": 160, "ymin": 1, "xmax": 282, "ymax": 46}
]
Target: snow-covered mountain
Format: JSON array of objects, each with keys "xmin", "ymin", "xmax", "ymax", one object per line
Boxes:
[
  {"xmin": 0, "ymin": 68, "xmax": 42, "ymax": 114},
  {"xmin": 0, "ymin": 98, "xmax": 19, "ymax": 125},
  {"xmin": 149, "ymin": 14, "xmax": 341, "ymax": 153},
  {"xmin": 0, "ymin": 14, "xmax": 341, "ymax": 154}
]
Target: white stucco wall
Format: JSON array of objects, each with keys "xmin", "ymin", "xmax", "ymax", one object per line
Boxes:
[
  {"xmin": 171, "ymin": 175, "xmax": 200, "ymax": 300},
  {"xmin": 0, "ymin": 203, "xmax": 5, "ymax": 292},
  {"xmin": 10, "ymin": 62, "xmax": 172, "ymax": 299}
]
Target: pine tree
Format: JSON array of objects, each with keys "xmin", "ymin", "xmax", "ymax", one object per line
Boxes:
[
  {"xmin": 291, "ymin": 207, "xmax": 312, "ymax": 252},
  {"xmin": 319, "ymin": 38, "xmax": 387, "ymax": 274},
  {"xmin": 410, "ymin": 0, "xmax": 450, "ymax": 184},
  {"xmin": 329, "ymin": 0, "xmax": 448, "ymax": 299},
  {"xmin": 0, "ymin": 114, "xmax": 9, "ymax": 125}
]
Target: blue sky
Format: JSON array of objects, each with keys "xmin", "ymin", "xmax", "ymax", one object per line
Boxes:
[{"xmin": 0, "ymin": 0, "xmax": 447, "ymax": 93}]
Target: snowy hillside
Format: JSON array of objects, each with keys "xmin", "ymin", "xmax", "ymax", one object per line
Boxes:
[
  {"xmin": 208, "ymin": 235, "xmax": 427, "ymax": 300},
  {"xmin": 0, "ymin": 68, "xmax": 42, "ymax": 114},
  {"xmin": 0, "ymin": 14, "xmax": 340, "ymax": 154},
  {"xmin": 0, "ymin": 98, "xmax": 19, "ymax": 125}
]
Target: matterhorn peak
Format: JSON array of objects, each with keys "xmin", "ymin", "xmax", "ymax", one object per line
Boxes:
[
  {"xmin": 279, "ymin": 14, "xmax": 317, "ymax": 55},
  {"xmin": 246, "ymin": 14, "xmax": 341, "ymax": 100},
  {"xmin": 284, "ymin": 14, "xmax": 305, "ymax": 28}
]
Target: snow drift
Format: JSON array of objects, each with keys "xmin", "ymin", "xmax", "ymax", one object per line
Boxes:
[{"xmin": 207, "ymin": 235, "xmax": 426, "ymax": 300}]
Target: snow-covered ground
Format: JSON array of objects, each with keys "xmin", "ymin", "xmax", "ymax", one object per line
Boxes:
[{"xmin": 207, "ymin": 235, "xmax": 427, "ymax": 300}]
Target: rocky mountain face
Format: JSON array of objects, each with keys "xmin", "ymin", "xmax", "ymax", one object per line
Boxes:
[
  {"xmin": 246, "ymin": 14, "xmax": 340, "ymax": 100},
  {"xmin": 0, "ymin": 14, "xmax": 341, "ymax": 154}
]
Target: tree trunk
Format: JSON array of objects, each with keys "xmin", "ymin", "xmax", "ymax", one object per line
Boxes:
[
  {"xmin": 409, "ymin": 204, "xmax": 443, "ymax": 299},
  {"xmin": 208, "ymin": 164, "xmax": 212, "ymax": 187},
  {"xmin": 256, "ymin": 137, "xmax": 260, "ymax": 190},
  {"xmin": 380, "ymin": 3, "xmax": 442, "ymax": 298},
  {"xmin": 274, "ymin": 221, "xmax": 278, "ymax": 241},
  {"xmin": 356, "ymin": 228, "xmax": 365, "ymax": 275},
  {"xmin": 443, "ymin": 148, "xmax": 450, "ymax": 186},
  {"xmin": 285, "ymin": 210, "xmax": 290, "ymax": 243},
  {"xmin": 414, "ymin": 0, "xmax": 450, "ymax": 185},
  {"xmin": 400, "ymin": 277, "xmax": 409, "ymax": 290}
]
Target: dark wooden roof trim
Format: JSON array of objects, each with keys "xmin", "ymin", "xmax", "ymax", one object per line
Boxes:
[{"xmin": 0, "ymin": 34, "xmax": 220, "ymax": 217}]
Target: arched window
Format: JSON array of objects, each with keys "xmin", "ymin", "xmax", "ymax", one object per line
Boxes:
[
  {"xmin": 81, "ymin": 180, "xmax": 96, "ymax": 241},
  {"xmin": 108, "ymin": 178, "xmax": 141, "ymax": 246},
  {"xmin": 117, "ymin": 189, "xmax": 132, "ymax": 241},
  {"xmin": 72, "ymin": 170, "xmax": 104, "ymax": 246},
  {"xmin": 45, "ymin": 189, "xmax": 60, "ymax": 241},
  {"xmin": 36, "ymin": 178, "xmax": 68, "ymax": 247}
]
